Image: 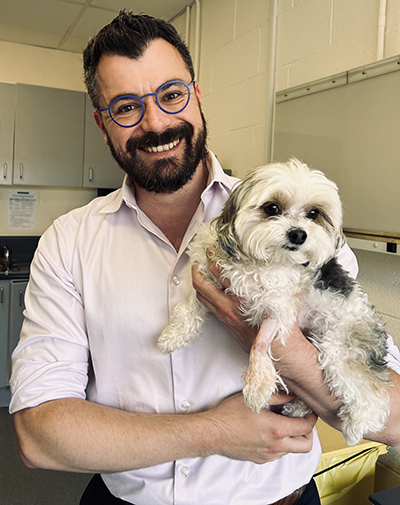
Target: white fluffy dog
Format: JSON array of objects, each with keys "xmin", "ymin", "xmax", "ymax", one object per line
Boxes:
[{"xmin": 157, "ymin": 159, "xmax": 390, "ymax": 446}]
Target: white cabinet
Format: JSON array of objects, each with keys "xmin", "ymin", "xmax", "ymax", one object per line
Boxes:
[
  {"xmin": 0, "ymin": 279, "xmax": 28, "ymax": 387},
  {"xmin": 0, "ymin": 83, "xmax": 16, "ymax": 186},
  {"xmin": 14, "ymin": 84, "xmax": 85, "ymax": 187},
  {"xmin": 83, "ymin": 96, "xmax": 124, "ymax": 189}
]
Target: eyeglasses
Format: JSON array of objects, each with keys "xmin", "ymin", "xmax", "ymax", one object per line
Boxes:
[{"xmin": 100, "ymin": 80, "xmax": 196, "ymax": 128}]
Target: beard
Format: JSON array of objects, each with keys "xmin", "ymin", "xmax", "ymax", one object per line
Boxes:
[{"xmin": 107, "ymin": 112, "xmax": 208, "ymax": 194}]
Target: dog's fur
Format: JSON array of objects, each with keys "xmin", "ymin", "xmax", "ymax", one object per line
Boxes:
[{"xmin": 157, "ymin": 159, "xmax": 390, "ymax": 446}]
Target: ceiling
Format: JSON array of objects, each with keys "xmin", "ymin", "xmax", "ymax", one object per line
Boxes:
[{"xmin": 0, "ymin": 0, "xmax": 192, "ymax": 53}]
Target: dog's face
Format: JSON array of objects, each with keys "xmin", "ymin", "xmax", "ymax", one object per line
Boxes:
[{"xmin": 215, "ymin": 159, "xmax": 344, "ymax": 269}]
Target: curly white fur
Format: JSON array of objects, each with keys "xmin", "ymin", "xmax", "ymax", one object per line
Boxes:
[{"xmin": 157, "ymin": 159, "xmax": 390, "ymax": 446}]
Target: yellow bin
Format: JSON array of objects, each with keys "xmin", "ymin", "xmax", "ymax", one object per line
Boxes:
[{"xmin": 315, "ymin": 419, "xmax": 387, "ymax": 505}]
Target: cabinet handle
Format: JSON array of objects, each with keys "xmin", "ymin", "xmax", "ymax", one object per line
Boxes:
[
  {"xmin": 3, "ymin": 163, "xmax": 7, "ymax": 179},
  {"xmin": 19, "ymin": 163, "xmax": 24, "ymax": 179},
  {"xmin": 89, "ymin": 167, "xmax": 93, "ymax": 182},
  {"xmin": 0, "ymin": 286, "xmax": 3, "ymax": 304},
  {"xmin": 19, "ymin": 289, "xmax": 23, "ymax": 307}
]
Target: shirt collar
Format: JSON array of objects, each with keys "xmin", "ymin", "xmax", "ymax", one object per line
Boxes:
[{"xmin": 98, "ymin": 149, "xmax": 238, "ymax": 216}]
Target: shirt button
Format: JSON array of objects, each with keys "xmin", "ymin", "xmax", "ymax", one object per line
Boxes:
[
  {"xmin": 172, "ymin": 275, "xmax": 180, "ymax": 286},
  {"xmin": 180, "ymin": 465, "xmax": 190, "ymax": 477},
  {"xmin": 180, "ymin": 400, "xmax": 190, "ymax": 411}
]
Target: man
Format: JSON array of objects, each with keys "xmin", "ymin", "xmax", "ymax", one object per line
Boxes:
[{"xmin": 10, "ymin": 11, "xmax": 400, "ymax": 505}]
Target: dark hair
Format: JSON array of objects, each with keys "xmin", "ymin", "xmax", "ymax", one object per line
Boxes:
[{"xmin": 83, "ymin": 10, "xmax": 195, "ymax": 109}]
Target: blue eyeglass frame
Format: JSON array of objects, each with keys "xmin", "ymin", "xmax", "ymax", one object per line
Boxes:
[{"xmin": 100, "ymin": 80, "xmax": 196, "ymax": 128}]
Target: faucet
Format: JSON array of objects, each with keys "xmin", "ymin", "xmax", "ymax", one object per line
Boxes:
[{"xmin": 0, "ymin": 246, "xmax": 11, "ymax": 272}]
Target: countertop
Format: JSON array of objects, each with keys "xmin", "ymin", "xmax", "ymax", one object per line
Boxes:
[{"xmin": 0, "ymin": 264, "xmax": 30, "ymax": 280}]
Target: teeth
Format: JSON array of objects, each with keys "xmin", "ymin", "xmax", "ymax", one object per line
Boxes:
[{"xmin": 145, "ymin": 139, "xmax": 179, "ymax": 153}]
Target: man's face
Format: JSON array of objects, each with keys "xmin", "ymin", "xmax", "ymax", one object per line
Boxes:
[{"xmin": 94, "ymin": 39, "xmax": 207, "ymax": 194}]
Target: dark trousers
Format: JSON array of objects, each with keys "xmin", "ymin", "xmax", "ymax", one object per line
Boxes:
[
  {"xmin": 80, "ymin": 474, "xmax": 131, "ymax": 504},
  {"xmin": 296, "ymin": 479, "xmax": 321, "ymax": 505},
  {"xmin": 80, "ymin": 473, "xmax": 321, "ymax": 505}
]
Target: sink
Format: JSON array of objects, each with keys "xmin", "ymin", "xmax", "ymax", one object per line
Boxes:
[{"xmin": 0, "ymin": 264, "xmax": 30, "ymax": 278}]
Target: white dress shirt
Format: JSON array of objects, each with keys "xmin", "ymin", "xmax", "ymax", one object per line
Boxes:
[{"xmin": 10, "ymin": 151, "xmax": 400, "ymax": 505}]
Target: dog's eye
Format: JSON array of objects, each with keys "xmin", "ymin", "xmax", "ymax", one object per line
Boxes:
[
  {"xmin": 262, "ymin": 203, "xmax": 281, "ymax": 217},
  {"xmin": 307, "ymin": 208, "xmax": 319, "ymax": 220}
]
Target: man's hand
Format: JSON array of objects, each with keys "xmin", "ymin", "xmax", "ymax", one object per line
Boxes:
[
  {"xmin": 192, "ymin": 262, "xmax": 257, "ymax": 352},
  {"xmin": 207, "ymin": 392, "xmax": 317, "ymax": 464}
]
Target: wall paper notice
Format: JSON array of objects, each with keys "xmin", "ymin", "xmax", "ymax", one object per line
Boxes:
[{"xmin": 8, "ymin": 190, "xmax": 38, "ymax": 229}]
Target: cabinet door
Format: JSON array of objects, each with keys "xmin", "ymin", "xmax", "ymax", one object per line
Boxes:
[
  {"xmin": 8, "ymin": 280, "xmax": 28, "ymax": 381},
  {"xmin": 14, "ymin": 84, "xmax": 85, "ymax": 187},
  {"xmin": 0, "ymin": 281, "xmax": 10, "ymax": 387},
  {"xmin": 83, "ymin": 96, "xmax": 124, "ymax": 189},
  {"xmin": 0, "ymin": 83, "xmax": 16, "ymax": 186}
]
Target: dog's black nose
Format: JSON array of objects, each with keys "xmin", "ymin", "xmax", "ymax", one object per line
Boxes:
[{"xmin": 288, "ymin": 228, "xmax": 307, "ymax": 245}]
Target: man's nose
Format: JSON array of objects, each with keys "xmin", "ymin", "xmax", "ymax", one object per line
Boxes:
[{"xmin": 140, "ymin": 98, "xmax": 172, "ymax": 133}]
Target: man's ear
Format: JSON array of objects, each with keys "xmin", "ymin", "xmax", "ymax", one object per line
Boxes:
[
  {"xmin": 93, "ymin": 110, "xmax": 109, "ymax": 145},
  {"xmin": 194, "ymin": 81, "xmax": 202, "ymax": 108}
]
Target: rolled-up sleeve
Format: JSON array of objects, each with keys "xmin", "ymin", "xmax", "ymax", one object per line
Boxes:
[{"xmin": 9, "ymin": 216, "xmax": 89, "ymax": 413}]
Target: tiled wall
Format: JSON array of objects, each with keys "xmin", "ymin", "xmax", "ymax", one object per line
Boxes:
[{"xmin": 194, "ymin": 0, "xmax": 400, "ymax": 179}]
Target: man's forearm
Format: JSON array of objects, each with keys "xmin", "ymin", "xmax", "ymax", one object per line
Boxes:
[
  {"xmin": 13, "ymin": 391, "xmax": 318, "ymax": 473},
  {"xmin": 13, "ymin": 398, "xmax": 217, "ymax": 473}
]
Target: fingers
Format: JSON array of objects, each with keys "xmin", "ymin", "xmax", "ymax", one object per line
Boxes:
[
  {"xmin": 211, "ymin": 393, "xmax": 316, "ymax": 465},
  {"xmin": 267, "ymin": 391, "xmax": 297, "ymax": 406},
  {"xmin": 192, "ymin": 266, "xmax": 257, "ymax": 352}
]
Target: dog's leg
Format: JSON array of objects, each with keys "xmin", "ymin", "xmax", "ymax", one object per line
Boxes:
[
  {"xmin": 323, "ymin": 354, "xmax": 390, "ymax": 446},
  {"xmin": 157, "ymin": 293, "xmax": 208, "ymax": 353},
  {"xmin": 242, "ymin": 319, "xmax": 284, "ymax": 412},
  {"xmin": 318, "ymin": 316, "xmax": 391, "ymax": 446}
]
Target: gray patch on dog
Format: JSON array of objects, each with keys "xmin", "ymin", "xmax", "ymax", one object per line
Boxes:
[{"xmin": 314, "ymin": 257, "xmax": 355, "ymax": 297}]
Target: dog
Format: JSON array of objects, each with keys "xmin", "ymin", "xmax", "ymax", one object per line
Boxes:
[{"xmin": 157, "ymin": 159, "xmax": 390, "ymax": 446}]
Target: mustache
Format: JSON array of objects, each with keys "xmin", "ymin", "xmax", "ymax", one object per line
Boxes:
[{"xmin": 125, "ymin": 122, "xmax": 194, "ymax": 154}]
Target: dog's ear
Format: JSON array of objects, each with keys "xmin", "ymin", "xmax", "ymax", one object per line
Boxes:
[
  {"xmin": 214, "ymin": 190, "xmax": 243, "ymax": 259},
  {"xmin": 335, "ymin": 229, "xmax": 346, "ymax": 253}
]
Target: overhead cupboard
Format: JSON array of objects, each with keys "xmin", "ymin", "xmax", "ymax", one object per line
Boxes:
[{"xmin": 0, "ymin": 82, "xmax": 124, "ymax": 189}]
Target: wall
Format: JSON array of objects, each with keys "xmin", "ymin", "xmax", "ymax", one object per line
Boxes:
[
  {"xmin": 196, "ymin": 0, "xmax": 400, "ymax": 179},
  {"xmin": 0, "ymin": 40, "xmax": 97, "ymax": 236},
  {"xmin": 173, "ymin": 0, "xmax": 400, "ymax": 491}
]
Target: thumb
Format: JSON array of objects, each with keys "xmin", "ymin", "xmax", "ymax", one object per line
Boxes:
[{"xmin": 268, "ymin": 391, "xmax": 297, "ymax": 406}]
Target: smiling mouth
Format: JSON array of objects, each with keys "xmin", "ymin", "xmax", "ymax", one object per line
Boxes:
[{"xmin": 143, "ymin": 139, "xmax": 180, "ymax": 153}]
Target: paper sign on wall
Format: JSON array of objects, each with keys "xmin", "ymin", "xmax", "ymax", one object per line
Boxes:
[{"xmin": 8, "ymin": 190, "xmax": 38, "ymax": 229}]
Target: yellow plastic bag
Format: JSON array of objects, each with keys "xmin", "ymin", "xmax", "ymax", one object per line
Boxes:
[{"xmin": 315, "ymin": 446, "xmax": 382, "ymax": 505}]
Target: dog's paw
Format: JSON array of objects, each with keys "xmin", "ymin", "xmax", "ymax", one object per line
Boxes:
[
  {"xmin": 157, "ymin": 327, "xmax": 183, "ymax": 354},
  {"xmin": 242, "ymin": 351, "xmax": 277, "ymax": 412},
  {"xmin": 339, "ymin": 399, "xmax": 390, "ymax": 446},
  {"xmin": 340, "ymin": 419, "xmax": 364, "ymax": 446},
  {"xmin": 281, "ymin": 399, "xmax": 311, "ymax": 418},
  {"xmin": 243, "ymin": 384, "xmax": 274, "ymax": 412}
]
